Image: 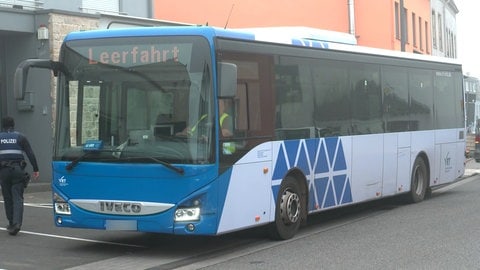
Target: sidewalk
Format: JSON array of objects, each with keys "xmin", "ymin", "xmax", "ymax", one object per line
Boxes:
[{"xmin": 464, "ymin": 158, "xmax": 480, "ymax": 178}]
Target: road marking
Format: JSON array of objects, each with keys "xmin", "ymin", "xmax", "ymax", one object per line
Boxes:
[
  {"xmin": 0, "ymin": 201, "xmax": 52, "ymax": 209},
  {"xmin": 24, "ymin": 202, "xmax": 53, "ymax": 208},
  {"xmin": 0, "ymin": 227, "xmax": 146, "ymax": 248},
  {"xmin": 63, "ymin": 253, "xmax": 183, "ymax": 270}
]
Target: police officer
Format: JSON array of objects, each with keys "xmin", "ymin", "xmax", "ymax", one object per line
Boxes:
[{"xmin": 0, "ymin": 116, "xmax": 39, "ymax": 236}]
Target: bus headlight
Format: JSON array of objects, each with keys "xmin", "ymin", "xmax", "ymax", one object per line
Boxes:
[
  {"xmin": 53, "ymin": 192, "xmax": 71, "ymax": 215},
  {"xmin": 174, "ymin": 207, "xmax": 200, "ymax": 222},
  {"xmin": 55, "ymin": 202, "xmax": 71, "ymax": 215}
]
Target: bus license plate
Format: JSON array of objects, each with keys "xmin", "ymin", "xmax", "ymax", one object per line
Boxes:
[{"xmin": 105, "ymin": 220, "xmax": 137, "ymax": 230}]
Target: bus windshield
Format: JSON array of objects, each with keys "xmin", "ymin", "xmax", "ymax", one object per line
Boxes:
[{"xmin": 54, "ymin": 36, "xmax": 214, "ymax": 165}]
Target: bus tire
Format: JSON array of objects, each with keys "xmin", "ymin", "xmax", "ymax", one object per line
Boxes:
[
  {"xmin": 407, "ymin": 157, "xmax": 428, "ymax": 203},
  {"xmin": 269, "ymin": 176, "xmax": 302, "ymax": 240}
]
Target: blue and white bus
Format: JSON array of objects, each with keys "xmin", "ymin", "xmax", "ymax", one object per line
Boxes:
[{"xmin": 14, "ymin": 26, "xmax": 465, "ymax": 240}]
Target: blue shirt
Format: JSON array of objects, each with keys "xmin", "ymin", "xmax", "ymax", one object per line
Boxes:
[{"xmin": 0, "ymin": 129, "xmax": 39, "ymax": 171}]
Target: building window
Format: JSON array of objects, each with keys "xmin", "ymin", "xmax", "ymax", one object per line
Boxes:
[
  {"xmin": 404, "ymin": 7, "xmax": 409, "ymax": 43},
  {"xmin": 453, "ymin": 35, "xmax": 457, "ymax": 58},
  {"xmin": 432, "ymin": 11, "xmax": 437, "ymax": 49},
  {"xmin": 448, "ymin": 31, "xmax": 456, "ymax": 58},
  {"xmin": 425, "ymin": 21, "xmax": 429, "ymax": 53},
  {"xmin": 395, "ymin": 2, "xmax": 400, "ymax": 40},
  {"xmin": 438, "ymin": 14, "xmax": 443, "ymax": 52},
  {"xmin": 81, "ymin": 0, "xmax": 120, "ymax": 14},
  {"xmin": 447, "ymin": 29, "xmax": 452, "ymax": 57},
  {"xmin": 419, "ymin": 17, "xmax": 423, "ymax": 51},
  {"xmin": 447, "ymin": 29, "xmax": 455, "ymax": 58},
  {"xmin": 0, "ymin": 0, "xmax": 43, "ymax": 9},
  {"xmin": 412, "ymin": 13, "xmax": 417, "ymax": 47}
]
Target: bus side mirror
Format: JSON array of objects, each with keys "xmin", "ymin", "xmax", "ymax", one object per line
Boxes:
[
  {"xmin": 14, "ymin": 59, "xmax": 62, "ymax": 100},
  {"xmin": 14, "ymin": 61, "xmax": 30, "ymax": 100},
  {"xmin": 218, "ymin": 62, "xmax": 237, "ymax": 98}
]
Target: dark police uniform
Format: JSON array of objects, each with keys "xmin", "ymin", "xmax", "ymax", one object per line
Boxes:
[{"xmin": 0, "ymin": 127, "xmax": 39, "ymax": 235}]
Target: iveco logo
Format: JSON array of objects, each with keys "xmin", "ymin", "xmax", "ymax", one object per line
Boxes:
[
  {"xmin": 70, "ymin": 199, "xmax": 175, "ymax": 216},
  {"xmin": 99, "ymin": 201, "xmax": 142, "ymax": 213}
]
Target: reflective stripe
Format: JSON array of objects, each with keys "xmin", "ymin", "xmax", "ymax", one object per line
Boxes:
[
  {"xmin": 0, "ymin": 149, "xmax": 24, "ymax": 155},
  {"xmin": 189, "ymin": 114, "xmax": 208, "ymax": 134},
  {"xmin": 220, "ymin": 113, "xmax": 230, "ymax": 128}
]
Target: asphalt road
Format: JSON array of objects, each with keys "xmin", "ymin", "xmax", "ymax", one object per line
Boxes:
[
  {"xmin": 191, "ymin": 176, "xmax": 480, "ymax": 269},
  {"xmin": 0, "ymin": 159, "xmax": 479, "ymax": 269}
]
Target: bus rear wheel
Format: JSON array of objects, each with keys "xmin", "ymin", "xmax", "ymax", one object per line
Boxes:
[
  {"xmin": 407, "ymin": 157, "xmax": 428, "ymax": 203},
  {"xmin": 269, "ymin": 176, "xmax": 302, "ymax": 240}
]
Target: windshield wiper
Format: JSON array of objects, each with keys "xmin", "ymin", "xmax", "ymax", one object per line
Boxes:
[
  {"xmin": 66, "ymin": 140, "xmax": 108, "ymax": 171},
  {"xmin": 67, "ymin": 150, "xmax": 184, "ymax": 175},
  {"xmin": 113, "ymin": 152, "xmax": 185, "ymax": 175},
  {"xmin": 142, "ymin": 156, "xmax": 185, "ymax": 175},
  {"xmin": 66, "ymin": 151, "xmax": 95, "ymax": 171}
]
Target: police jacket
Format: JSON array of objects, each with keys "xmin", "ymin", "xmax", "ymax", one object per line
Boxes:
[{"xmin": 0, "ymin": 129, "xmax": 39, "ymax": 172}]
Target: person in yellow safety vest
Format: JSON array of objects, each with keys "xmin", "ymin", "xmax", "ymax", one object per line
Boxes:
[
  {"xmin": 218, "ymin": 99, "xmax": 236, "ymax": 155},
  {"xmin": 218, "ymin": 99, "xmax": 233, "ymax": 137},
  {"xmin": 176, "ymin": 99, "xmax": 233, "ymax": 137}
]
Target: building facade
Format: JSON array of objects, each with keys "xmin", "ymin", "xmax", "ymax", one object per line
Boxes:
[
  {"xmin": 154, "ymin": 0, "xmax": 444, "ymax": 55},
  {"xmin": 431, "ymin": 0, "xmax": 459, "ymax": 58}
]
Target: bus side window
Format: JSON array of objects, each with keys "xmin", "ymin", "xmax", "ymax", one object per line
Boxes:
[
  {"xmin": 313, "ymin": 60, "xmax": 350, "ymax": 137},
  {"xmin": 274, "ymin": 57, "xmax": 315, "ymax": 140},
  {"xmin": 218, "ymin": 53, "xmax": 274, "ymax": 168}
]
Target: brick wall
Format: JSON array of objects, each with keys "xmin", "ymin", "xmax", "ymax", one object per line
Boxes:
[{"xmin": 48, "ymin": 13, "xmax": 99, "ymax": 144}]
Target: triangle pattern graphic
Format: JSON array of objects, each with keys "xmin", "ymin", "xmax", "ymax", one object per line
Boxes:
[
  {"xmin": 325, "ymin": 137, "xmax": 338, "ymax": 167},
  {"xmin": 305, "ymin": 139, "xmax": 317, "ymax": 169},
  {"xmin": 272, "ymin": 144, "xmax": 288, "ymax": 180},
  {"xmin": 314, "ymin": 177, "xmax": 329, "ymax": 210},
  {"xmin": 272, "ymin": 138, "xmax": 351, "ymax": 211},
  {"xmin": 284, "ymin": 140, "xmax": 300, "ymax": 169},
  {"xmin": 334, "ymin": 139, "xmax": 347, "ymax": 171},
  {"xmin": 296, "ymin": 143, "xmax": 310, "ymax": 174},
  {"xmin": 315, "ymin": 141, "xmax": 329, "ymax": 174},
  {"xmin": 323, "ymin": 180, "xmax": 336, "ymax": 208},
  {"xmin": 333, "ymin": 175, "xmax": 346, "ymax": 205},
  {"xmin": 341, "ymin": 177, "xmax": 353, "ymax": 204}
]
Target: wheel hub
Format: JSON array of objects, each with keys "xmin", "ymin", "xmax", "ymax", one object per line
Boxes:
[
  {"xmin": 280, "ymin": 190, "xmax": 300, "ymax": 224},
  {"xmin": 414, "ymin": 164, "xmax": 425, "ymax": 195}
]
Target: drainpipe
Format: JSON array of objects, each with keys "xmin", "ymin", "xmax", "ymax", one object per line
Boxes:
[
  {"xmin": 348, "ymin": 0, "xmax": 356, "ymax": 37},
  {"xmin": 400, "ymin": 0, "xmax": 406, "ymax": 51}
]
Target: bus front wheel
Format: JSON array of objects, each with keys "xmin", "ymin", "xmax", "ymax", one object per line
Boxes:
[
  {"xmin": 407, "ymin": 157, "xmax": 428, "ymax": 203},
  {"xmin": 269, "ymin": 176, "xmax": 302, "ymax": 240}
]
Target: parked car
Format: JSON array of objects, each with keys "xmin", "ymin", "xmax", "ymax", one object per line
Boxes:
[{"xmin": 475, "ymin": 134, "xmax": 480, "ymax": 162}]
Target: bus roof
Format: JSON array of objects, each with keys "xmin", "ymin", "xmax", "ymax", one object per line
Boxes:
[
  {"xmin": 235, "ymin": 26, "xmax": 358, "ymax": 45},
  {"xmin": 64, "ymin": 25, "xmax": 461, "ymax": 67}
]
